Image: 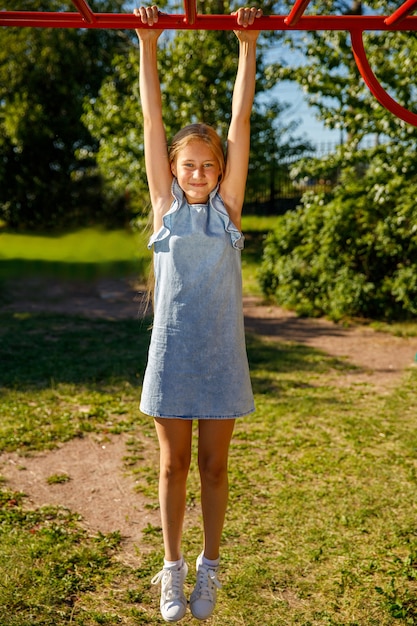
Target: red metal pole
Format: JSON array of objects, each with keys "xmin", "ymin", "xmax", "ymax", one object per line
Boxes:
[
  {"xmin": 285, "ymin": 0, "xmax": 313, "ymax": 26},
  {"xmin": 183, "ymin": 0, "xmax": 197, "ymax": 25},
  {"xmin": 71, "ymin": 0, "xmax": 96, "ymax": 24},
  {"xmin": 351, "ymin": 29, "xmax": 417, "ymax": 126},
  {"xmin": 385, "ymin": 0, "xmax": 417, "ymax": 26},
  {"xmin": 0, "ymin": 9, "xmax": 417, "ymax": 125},
  {"xmin": 1, "ymin": 13, "xmax": 417, "ymax": 31}
]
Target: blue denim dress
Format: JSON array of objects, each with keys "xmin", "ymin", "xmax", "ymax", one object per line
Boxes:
[{"xmin": 140, "ymin": 179, "xmax": 254, "ymax": 419}]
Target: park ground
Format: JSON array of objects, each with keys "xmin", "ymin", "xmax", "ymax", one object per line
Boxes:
[
  {"xmin": 1, "ymin": 275, "xmax": 415, "ymax": 550},
  {"xmin": 1, "ymin": 274, "xmax": 417, "ymax": 625}
]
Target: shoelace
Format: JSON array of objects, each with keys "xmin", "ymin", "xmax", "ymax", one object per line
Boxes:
[
  {"xmin": 194, "ymin": 566, "xmax": 222, "ymax": 601},
  {"xmin": 151, "ymin": 568, "xmax": 184, "ymax": 600}
]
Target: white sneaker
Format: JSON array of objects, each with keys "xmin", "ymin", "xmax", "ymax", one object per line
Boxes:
[
  {"xmin": 190, "ymin": 553, "xmax": 222, "ymax": 620},
  {"xmin": 151, "ymin": 561, "xmax": 188, "ymax": 622}
]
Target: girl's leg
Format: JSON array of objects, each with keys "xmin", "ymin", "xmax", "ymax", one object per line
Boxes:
[
  {"xmin": 197, "ymin": 419, "xmax": 235, "ymax": 560},
  {"xmin": 154, "ymin": 418, "xmax": 193, "ymax": 561}
]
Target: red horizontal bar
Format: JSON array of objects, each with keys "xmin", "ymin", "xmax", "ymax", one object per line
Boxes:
[
  {"xmin": 1, "ymin": 12, "xmax": 417, "ymax": 31},
  {"xmin": 385, "ymin": 0, "xmax": 417, "ymax": 26},
  {"xmin": 0, "ymin": 9, "xmax": 416, "ymax": 126}
]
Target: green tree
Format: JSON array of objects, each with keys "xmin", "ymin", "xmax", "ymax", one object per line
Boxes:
[
  {"xmin": 259, "ymin": 142, "xmax": 417, "ymax": 320},
  {"xmin": 82, "ymin": 47, "xmax": 147, "ymax": 222},
  {"xmin": 258, "ymin": 0, "xmax": 417, "ymax": 320},
  {"xmin": 0, "ymin": 0, "xmax": 128, "ymax": 230}
]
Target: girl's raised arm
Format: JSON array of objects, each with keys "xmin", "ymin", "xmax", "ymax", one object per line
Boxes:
[
  {"xmin": 135, "ymin": 6, "xmax": 173, "ymax": 231},
  {"xmin": 219, "ymin": 7, "xmax": 262, "ymax": 231}
]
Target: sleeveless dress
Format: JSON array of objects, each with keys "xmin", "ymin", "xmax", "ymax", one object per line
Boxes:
[{"xmin": 140, "ymin": 179, "xmax": 254, "ymax": 420}]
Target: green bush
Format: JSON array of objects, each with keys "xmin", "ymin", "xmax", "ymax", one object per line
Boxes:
[{"xmin": 258, "ymin": 145, "xmax": 417, "ymax": 321}]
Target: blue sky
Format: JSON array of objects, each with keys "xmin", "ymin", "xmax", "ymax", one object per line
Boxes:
[
  {"xmin": 264, "ymin": 39, "xmax": 342, "ymax": 149},
  {"xmin": 273, "ymin": 80, "xmax": 341, "ymax": 148}
]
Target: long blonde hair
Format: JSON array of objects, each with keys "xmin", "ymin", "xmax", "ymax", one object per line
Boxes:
[{"xmin": 169, "ymin": 123, "xmax": 226, "ymax": 182}]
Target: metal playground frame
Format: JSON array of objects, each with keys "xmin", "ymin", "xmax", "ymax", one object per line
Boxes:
[{"xmin": 1, "ymin": 0, "xmax": 417, "ymax": 125}]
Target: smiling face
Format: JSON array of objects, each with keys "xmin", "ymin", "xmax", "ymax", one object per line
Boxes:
[{"xmin": 171, "ymin": 140, "xmax": 221, "ymax": 205}]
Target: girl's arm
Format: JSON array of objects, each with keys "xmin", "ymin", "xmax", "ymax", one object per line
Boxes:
[
  {"xmin": 219, "ymin": 7, "xmax": 262, "ymax": 231},
  {"xmin": 135, "ymin": 6, "xmax": 173, "ymax": 231}
]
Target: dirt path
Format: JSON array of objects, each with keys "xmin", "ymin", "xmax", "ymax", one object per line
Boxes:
[
  {"xmin": 1, "ymin": 277, "xmax": 416, "ymax": 556},
  {"xmin": 243, "ymin": 295, "xmax": 416, "ymax": 392}
]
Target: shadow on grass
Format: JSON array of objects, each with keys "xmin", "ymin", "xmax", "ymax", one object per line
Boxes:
[
  {"xmin": 1, "ymin": 312, "xmax": 357, "ymax": 392},
  {"xmin": 0, "ymin": 259, "xmax": 148, "ymax": 282},
  {"xmin": 246, "ymin": 332, "xmax": 359, "ymax": 403},
  {"xmin": 246, "ymin": 332, "xmax": 356, "ymax": 375},
  {"xmin": 0, "ymin": 312, "xmax": 151, "ymax": 390}
]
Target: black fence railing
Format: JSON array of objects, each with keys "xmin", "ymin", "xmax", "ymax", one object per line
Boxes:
[{"xmin": 244, "ymin": 138, "xmax": 379, "ymax": 214}]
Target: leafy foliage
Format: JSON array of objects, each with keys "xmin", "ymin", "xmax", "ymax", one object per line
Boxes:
[
  {"xmin": 0, "ymin": 0, "xmax": 309, "ymax": 229},
  {"xmin": 0, "ymin": 0, "xmax": 129, "ymax": 230},
  {"xmin": 258, "ymin": 143, "xmax": 417, "ymax": 320},
  {"xmin": 82, "ymin": 49, "xmax": 148, "ymax": 220},
  {"xmin": 258, "ymin": 0, "xmax": 417, "ymax": 321}
]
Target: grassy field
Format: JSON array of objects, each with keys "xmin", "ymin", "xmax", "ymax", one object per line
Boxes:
[
  {"xmin": 1, "ymin": 225, "xmax": 417, "ymax": 625},
  {"xmin": 0, "ymin": 228, "xmax": 151, "ymax": 280}
]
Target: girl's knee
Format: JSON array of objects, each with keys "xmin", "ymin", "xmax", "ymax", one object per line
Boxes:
[
  {"xmin": 160, "ymin": 454, "xmax": 191, "ymax": 481},
  {"xmin": 198, "ymin": 457, "xmax": 228, "ymax": 486}
]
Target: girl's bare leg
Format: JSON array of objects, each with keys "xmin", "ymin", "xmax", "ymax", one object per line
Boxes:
[
  {"xmin": 197, "ymin": 419, "xmax": 235, "ymax": 560},
  {"xmin": 154, "ymin": 418, "xmax": 193, "ymax": 561}
]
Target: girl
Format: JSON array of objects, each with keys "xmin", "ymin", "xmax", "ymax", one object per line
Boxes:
[{"xmin": 134, "ymin": 5, "xmax": 262, "ymax": 622}]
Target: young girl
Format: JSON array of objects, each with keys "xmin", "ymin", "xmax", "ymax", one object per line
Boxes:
[{"xmin": 134, "ymin": 5, "xmax": 262, "ymax": 622}]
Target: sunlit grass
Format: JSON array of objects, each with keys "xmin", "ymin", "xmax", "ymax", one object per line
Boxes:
[
  {"xmin": 241, "ymin": 215, "xmax": 277, "ymax": 296},
  {"xmin": 0, "ymin": 223, "xmax": 269, "ymax": 296},
  {"xmin": 370, "ymin": 320, "xmax": 417, "ymax": 338},
  {"xmin": 241, "ymin": 214, "xmax": 279, "ymax": 232},
  {"xmin": 0, "ymin": 228, "xmax": 152, "ymax": 280},
  {"xmin": 0, "ymin": 228, "xmax": 148, "ymax": 263}
]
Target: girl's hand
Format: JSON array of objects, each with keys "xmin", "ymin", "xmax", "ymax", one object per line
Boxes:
[
  {"xmin": 233, "ymin": 7, "xmax": 263, "ymax": 41},
  {"xmin": 134, "ymin": 5, "xmax": 163, "ymax": 40}
]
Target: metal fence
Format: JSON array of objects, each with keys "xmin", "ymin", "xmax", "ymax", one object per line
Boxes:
[
  {"xmin": 244, "ymin": 142, "xmax": 340, "ymax": 214},
  {"xmin": 244, "ymin": 138, "xmax": 379, "ymax": 214}
]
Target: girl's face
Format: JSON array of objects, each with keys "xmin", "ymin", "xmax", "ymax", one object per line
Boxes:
[{"xmin": 171, "ymin": 140, "xmax": 221, "ymax": 204}]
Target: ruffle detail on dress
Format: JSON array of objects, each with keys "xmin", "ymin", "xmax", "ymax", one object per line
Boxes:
[
  {"xmin": 147, "ymin": 178, "xmax": 245, "ymax": 250},
  {"xmin": 209, "ymin": 188, "xmax": 245, "ymax": 251}
]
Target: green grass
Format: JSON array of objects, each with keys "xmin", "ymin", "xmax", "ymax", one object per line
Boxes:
[
  {"xmin": 0, "ymin": 228, "xmax": 152, "ymax": 280},
  {"xmin": 369, "ymin": 320, "xmax": 417, "ymax": 338},
  {"xmin": 0, "ymin": 491, "xmax": 122, "ymax": 626},
  {"xmin": 1, "ymin": 222, "xmax": 417, "ymax": 624},
  {"xmin": 1, "ymin": 309, "xmax": 417, "ymax": 624}
]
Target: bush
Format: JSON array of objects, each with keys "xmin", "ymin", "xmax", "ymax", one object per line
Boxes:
[{"xmin": 258, "ymin": 145, "xmax": 417, "ymax": 321}]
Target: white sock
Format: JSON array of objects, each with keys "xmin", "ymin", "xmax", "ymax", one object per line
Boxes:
[
  {"xmin": 202, "ymin": 554, "xmax": 220, "ymax": 569},
  {"xmin": 164, "ymin": 557, "xmax": 183, "ymax": 570}
]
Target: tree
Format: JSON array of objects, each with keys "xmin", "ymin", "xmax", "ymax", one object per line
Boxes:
[
  {"xmin": 0, "ymin": 0, "xmax": 128, "ymax": 230},
  {"xmin": 259, "ymin": 142, "xmax": 417, "ymax": 320},
  {"xmin": 257, "ymin": 0, "xmax": 417, "ymax": 320}
]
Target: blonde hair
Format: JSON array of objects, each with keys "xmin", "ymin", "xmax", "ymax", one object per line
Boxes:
[{"xmin": 169, "ymin": 123, "xmax": 226, "ymax": 182}]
